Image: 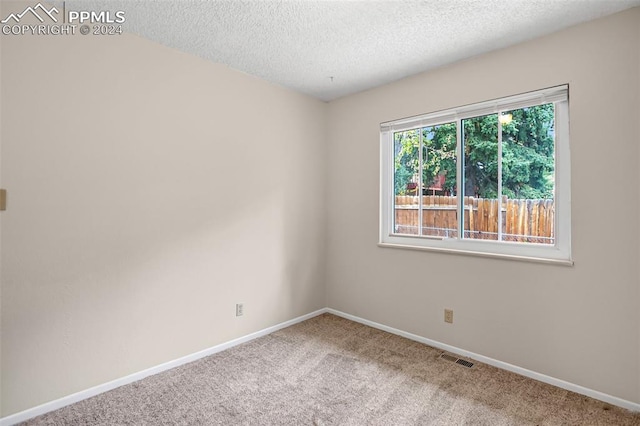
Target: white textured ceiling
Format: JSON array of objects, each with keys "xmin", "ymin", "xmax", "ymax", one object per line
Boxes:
[{"xmin": 63, "ymin": 0, "xmax": 640, "ymax": 101}]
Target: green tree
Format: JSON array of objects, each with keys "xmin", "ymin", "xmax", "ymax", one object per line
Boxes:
[
  {"xmin": 423, "ymin": 123, "xmax": 457, "ymax": 193},
  {"xmin": 500, "ymin": 105, "xmax": 555, "ymax": 198},
  {"xmin": 462, "ymin": 114, "xmax": 499, "ymax": 197},
  {"xmin": 393, "ymin": 104, "xmax": 555, "ymax": 199},
  {"xmin": 394, "ymin": 124, "xmax": 457, "ymax": 195},
  {"xmin": 394, "ymin": 129, "xmax": 419, "ymax": 195}
]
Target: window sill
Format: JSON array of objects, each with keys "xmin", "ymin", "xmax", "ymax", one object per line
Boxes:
[{"xmin": 377, "ymin": 242, "xmax": 574, "ymax": 266}]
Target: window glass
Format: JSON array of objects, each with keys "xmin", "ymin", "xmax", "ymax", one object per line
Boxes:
[
  {"xmin": 501, "ymin": 105, "xmax": 555, "ymax": 244},
  {"xmin": 421, "ymin": 123, "xmax": 457, "ymax": 238},
  {"xmin": 380, "ymin": 85, "xmax": 570, "ymax": 264},
  {"xmin": 394, "ymin": 129, "xmax": 419, "ymax": 235},
  {"xmin": 461, "ymin": 114, "xmax": 499, "ymax": 241}
]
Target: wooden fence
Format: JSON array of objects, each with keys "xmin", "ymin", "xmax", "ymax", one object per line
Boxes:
[{"xmin": 394, "ymin": 195, "xmax": 554, "ymax": 243}]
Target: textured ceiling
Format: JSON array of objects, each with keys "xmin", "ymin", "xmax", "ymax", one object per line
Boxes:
[{"xmin": 62, "ymin": 0, "xmax": 640, "ymax": 101}]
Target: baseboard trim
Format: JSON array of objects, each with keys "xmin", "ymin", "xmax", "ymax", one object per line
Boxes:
[
  {"xmin": 4, "ymin": 306, "xmax": 638, "ymax": 424},
  {"xmin": 326, "ymin": 308, "xmax": 640, "ymax": 413},
  {"xmin": 0, "ymin": 308, "xmax": 328, "ymax": 426}
]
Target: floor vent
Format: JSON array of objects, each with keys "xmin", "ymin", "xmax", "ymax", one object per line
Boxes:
[
  {"xmin": 439, "ymin": 352, "xmax": 474, "ymax": 368},
  {"xmin": 455, "ymin": 359, "xmax": 474, "ymax": 368}
]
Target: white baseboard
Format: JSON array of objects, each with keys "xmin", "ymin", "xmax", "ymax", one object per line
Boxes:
[
  {"xmin": 326, "ymin": 308, "xmax": 640, "ymax": 413},
  {"xmin": 3, "ymin": 306, "xmax": 638, "ymax": 425},
  {"xmin": 0, "ymin": 308, "xmax": 329, "ymax": 426}
]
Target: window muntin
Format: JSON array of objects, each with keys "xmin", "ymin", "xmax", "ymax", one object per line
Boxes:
[{"xmin": 380, "ymin": 86, "xmax": 571, "ymax": 264}]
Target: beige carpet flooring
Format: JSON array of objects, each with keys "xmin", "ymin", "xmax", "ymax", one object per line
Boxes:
[{"xmin": 22, "ymin": 313, "xmax": 640, "ymax": 425}]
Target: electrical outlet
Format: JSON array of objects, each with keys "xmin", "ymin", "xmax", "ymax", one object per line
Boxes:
[
  {"xmin": 236, "ymin": 303, "xmax": 244, "ymax": 317},
  {"xmin": 444, "ymin": 309, "xmax": 453, "ymax": 324}
]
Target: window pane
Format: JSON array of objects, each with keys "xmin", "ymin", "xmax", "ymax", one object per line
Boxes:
[
  {"xmin": 461, "ymin": 114, "xmax": 499, "ymax": 240},
  {"xmin": 393, "ymin": 129, "xmax": 419, "ymax": 235},
  {"xmin": 421, "ymin": 123, "xmax": 457, "ymax": 237},
  {"xmin": 380, "ymin": 86, "xmax": 569, "ymax": 262},
  {"xmin": 501, "ymin": 104, "xmax": 555, "ymax": 244}
]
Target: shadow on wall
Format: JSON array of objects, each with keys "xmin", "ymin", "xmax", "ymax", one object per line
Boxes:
[{"xmin": 1, "ymin": 21, "xmax": 326, "ymax": 415}]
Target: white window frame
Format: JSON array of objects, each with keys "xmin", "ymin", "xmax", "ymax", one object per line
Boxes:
[{"xmin": 379, "ymin": 85, "xmax": 572, "ymax": 265}]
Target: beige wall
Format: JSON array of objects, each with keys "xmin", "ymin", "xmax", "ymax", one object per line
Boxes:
[
  {"xmin": 0, "ymin": 15, "xmax": 327, "ymax": 416},
  {"xmin": 637, "ymin": 6, "xmax": 640, "ymax": 406},
  {"xmin": 326, "ymin": 7, "xmax": 640, "ymax": 404}
]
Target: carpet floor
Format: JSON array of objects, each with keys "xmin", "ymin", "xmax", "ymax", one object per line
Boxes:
[{"xmin": 22, "ymin": 313, "xmax": 640, "ymax": 425}]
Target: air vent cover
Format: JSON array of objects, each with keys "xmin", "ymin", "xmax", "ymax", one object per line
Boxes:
[
  {"xmin": 439, "ymin": 352, "xmax": 474, "ymax": 368},
  {"xmin": 456, "ymin": 359, "xmax": 474, "ymax": 368}
]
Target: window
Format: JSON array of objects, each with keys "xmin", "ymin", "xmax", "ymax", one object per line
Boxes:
[{"xmin": 380, "ymin": 85, "xmax": 571, "ymax": 264}]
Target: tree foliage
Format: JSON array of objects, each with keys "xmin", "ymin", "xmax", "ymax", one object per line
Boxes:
[{"xmin": 394, "ymin": 104, "xmax": 555, "ymax": 199}]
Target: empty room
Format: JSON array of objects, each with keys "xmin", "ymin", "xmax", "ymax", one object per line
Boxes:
[{"xmin": 1, "ymin": 0, "xmax": 640, "ymax": 424}]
